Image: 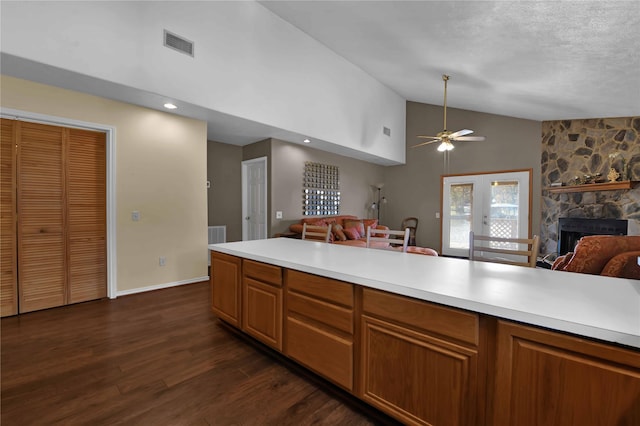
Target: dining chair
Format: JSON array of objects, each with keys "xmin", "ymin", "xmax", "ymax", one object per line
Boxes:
[
  {"xmin": 301, "ymin": 223, "xmax": 332, "ymax": 243},
  {"xmin": 400, "ymin": 217, "xmax": 418, "ymax": 246},
  {"xmin": 469, "ymin": 231, "xmax": 540, "ymax": 267},
  {"xmin": 366, "ymin": 226, "xmax": 410, "ymax": 252}
]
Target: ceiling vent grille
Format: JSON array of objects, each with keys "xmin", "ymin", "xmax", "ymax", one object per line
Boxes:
[{"xmin": 163, "ymin": 30, "xmax": 194, "ymax": 57}]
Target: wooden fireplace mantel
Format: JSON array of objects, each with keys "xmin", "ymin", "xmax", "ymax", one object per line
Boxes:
[{"xmin": 546, "ymin": 180, "xmax": 638, "ymax": 193}]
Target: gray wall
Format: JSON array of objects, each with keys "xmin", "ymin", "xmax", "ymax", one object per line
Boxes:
[
  {"xmin": 207, "ymin": 140, "xmax": 243, "ymax": 242},
  {"xmin": 270, "ymin": 139, "xmax": 385, "ymax": 236},
  {"xmin": 208, "ymin": 137, "xmax": 384, "ymax": 240},
  {"xmin": 383, "ymin": 101, "xmax": 542, "ymax": 251}
]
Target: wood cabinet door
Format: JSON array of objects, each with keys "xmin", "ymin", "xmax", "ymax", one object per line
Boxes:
[
  {"xmin": 17, "ymin": 122, "xmax": 66, "ymax": 313},
  {"xmin": 210, "ymin": 252, "xmax": 241, "ymax": 326},
  {"xmin": 493, "ymin": 320, "xmax": 640, "ymax": 426},
  {"xmin": 67, "ymin": 128, "xmax": 106, "ymax": 303},
  {"xmin": 242, "ymin": 277, "xmax": 282, "ymax": 351},
  {"xmin": 360, "ymin": 315, "xmax": 479, "ymax": 426},
  {"xmin": 0, "ymin": 119, "xmax": 17, "ymax": 316}
]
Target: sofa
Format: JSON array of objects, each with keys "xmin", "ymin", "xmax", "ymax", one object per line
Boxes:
[
  {"xmin": 551, "ymin": 235, "xmax": 640, "ymax": 279},
  {"xmin": 287, "ymin": 215, "xmax": 439, "ymax": 256},
  {"xmin": 288, "ymin": 215, "xmax": 390, "ymax": 248}
]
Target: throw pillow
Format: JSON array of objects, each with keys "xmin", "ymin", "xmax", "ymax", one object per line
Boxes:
[
  {"xmin": 362, "ymin": 219, "xmax": 378, "ymax": 232},
  {"xmin": 343, "ymin": 227, "xmax": 360, "ymax": 240},
  {"xmin": 344, "ymin": 220, "xmax": 365, "ymax": 238},
  {"xmin": 332, "ymin": 224, "xmax": 347, "ymax": 241}
]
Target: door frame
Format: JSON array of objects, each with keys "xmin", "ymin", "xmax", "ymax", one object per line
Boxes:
[
  {"xmin": 1, "ymin": 108, "xmax": 117, "ymax": 299},
  {"xmin": 241, "ymin": 156, "xmax": 268, "ymax": 241},
  {"xmin": 440, "ymin": 168, "xmax": 533, "ymax": 256}
]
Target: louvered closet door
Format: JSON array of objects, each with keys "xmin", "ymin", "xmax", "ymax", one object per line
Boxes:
[
  {"xmin": 18, "ymin": 122, "xmax": 67, "ymax": 313},
  {"xmin": 67, "ymin": 128, "xmax": 106, "ymax": 303},
  {"xmin": 0, "ymin": 119, "xmax": 18, "ymax": 316}
]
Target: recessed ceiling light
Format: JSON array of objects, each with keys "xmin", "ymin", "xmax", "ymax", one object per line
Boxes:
[
  {"xmin": 303, "ymin": 138, "xmax": 310, "ymax": 143},
  {"xmin": 164, "ymin": 103, "xmax": 177, "ymax": 109}
]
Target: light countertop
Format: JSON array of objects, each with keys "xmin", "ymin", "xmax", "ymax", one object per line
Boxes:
[{"xmin": 209, "ymin": 238, "xmax": 640, "ymax": 349}]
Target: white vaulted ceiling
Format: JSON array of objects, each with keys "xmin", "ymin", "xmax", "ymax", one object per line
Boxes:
[{"xmin": 260, "ymin": 0, "xmax": 640, "ymax": 121}]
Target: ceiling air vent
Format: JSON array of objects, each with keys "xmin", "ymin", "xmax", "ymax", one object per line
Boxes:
[{"xmin": 163, "ymin": 30, "xmax": 194, "ymax": 57}]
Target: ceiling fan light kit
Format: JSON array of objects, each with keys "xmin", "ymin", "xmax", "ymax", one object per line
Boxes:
[
  {"xmin": 437, "ymin": 141, "xmax": 454, "ymax": 152},
  {"xmin": 414, "ymin": 74, "xmax": 485, "ymax": 152}
]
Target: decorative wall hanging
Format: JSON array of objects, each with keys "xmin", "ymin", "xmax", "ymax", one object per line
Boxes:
[{"xmin": 302, "ymin": 161, "xmax": 340, "ymax": 216}]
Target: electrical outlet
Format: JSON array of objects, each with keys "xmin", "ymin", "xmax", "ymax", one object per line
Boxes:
[{"xmin": 159, "ymin": 256, "xmax": 166, "ymax": 266}]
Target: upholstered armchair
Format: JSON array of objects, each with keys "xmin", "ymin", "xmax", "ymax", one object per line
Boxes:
[{"xmin": 552, "ymin": 235, "xmax": 640, "ymax": 279}]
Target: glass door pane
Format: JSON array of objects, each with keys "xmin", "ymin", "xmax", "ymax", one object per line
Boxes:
[
  {"xmin": 486, "ymin": 180, "xmax": 519, "ymax": 250},
  {"xmin": 449, "ymin": 183, "xmax": 473, "ymax": 249}
]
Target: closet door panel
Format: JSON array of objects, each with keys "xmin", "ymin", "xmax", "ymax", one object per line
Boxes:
[
  {"xmin": 1, "ymin": 119, "xmax": 17, "ymax": 316},
  {"xmin": 18, "ymin": 122, "xmax": 66, "ymax": 312},
  {"xmin": 67, "ymin": 129, "xmax": 106, "ymax": 303},
  {"xmin": 20, "ymin": 235, "xmax": 66, "ymax": 311}
]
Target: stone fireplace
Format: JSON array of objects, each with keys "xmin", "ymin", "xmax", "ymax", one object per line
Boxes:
[{"xmin": 540, "ymin": 117, "xmax": 640, "ymax": 256}]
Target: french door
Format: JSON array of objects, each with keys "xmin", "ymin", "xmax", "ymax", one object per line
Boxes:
[{"xmin": 441, "ymin": 170, "xmax": 531, "ymax": 257}]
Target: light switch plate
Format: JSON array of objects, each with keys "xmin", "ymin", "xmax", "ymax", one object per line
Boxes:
[
  {"xmin": 276, "ymin": 211, "xmax": 283, "ymax": 219},
  {"xmin": 132, "ymin": 211, "xmax": 140, "ymax": 221}
]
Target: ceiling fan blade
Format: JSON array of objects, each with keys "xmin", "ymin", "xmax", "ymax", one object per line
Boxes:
[
  {"xmin": 449, "ymin": 129, "xmax": 473, "ymax": 138},
  {"xmin": 417, "ymin": 135, "xmax": 440, "ymax": 139},
  {"xmin": 412, "ymin": 139, "xmax": 441, "ymax": 148},
  {"xmin": 454, "ymin": 136, "xmax": 486, "ymax": 142}
]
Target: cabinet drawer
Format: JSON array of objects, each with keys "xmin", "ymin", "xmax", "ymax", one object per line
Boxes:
[
  {"xmin": 363, "ymin": 288, "xmax": 478, "ymax": 346},
  {"xmin": 286, "ymin": 270, "xmax": 353, "ymax": 307},
  {"xmin": 243, "ymin": 260, "xmax": 282, "ymax": 287},
  {"xmin": 286, "ymin": 316, "xmax": 353, "ymax": 391},
  {"xmin": 287, "ymin": 291, "xmax": 353, "ymax": 335}
]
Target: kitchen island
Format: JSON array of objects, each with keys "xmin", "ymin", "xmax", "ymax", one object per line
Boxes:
[{"xmin": 209, "ymin": 238, "xmax": 640, "ymax": 425}]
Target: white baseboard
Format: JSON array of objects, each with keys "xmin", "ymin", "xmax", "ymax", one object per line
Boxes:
[{"xmin": 115, "ymin": 276, "xmax": 210, "ymax": 297}]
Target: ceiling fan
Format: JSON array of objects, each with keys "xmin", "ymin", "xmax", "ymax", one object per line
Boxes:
[{"xmin": 414, "ymin": 74, "xmax": 485, "ymax": 152}]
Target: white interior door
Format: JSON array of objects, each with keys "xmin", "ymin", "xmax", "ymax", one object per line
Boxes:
[
  {"xmin": 242, "ymin": 157, "xmax": 267, "ymax": 241},
  {"xmin": 442, "ymin": 170, "xmax": 530, "ymax": 257}
]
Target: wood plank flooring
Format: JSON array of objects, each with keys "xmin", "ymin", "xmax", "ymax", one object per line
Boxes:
[{"xmin": 1, "ymin": 281, "xmax": 399, "ymax": 425}]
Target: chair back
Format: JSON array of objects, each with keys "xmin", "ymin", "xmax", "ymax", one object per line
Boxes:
[
  {"xmin": 302, "ymin": 223, "xmax": 332, "ymax": 243},
  {"xmin": 367, "ymin": 226, "xmax": 410, "ymax": 252},
  {"xmin": 469, "ymin": 231, "xmax": 540, "ymax": 268},
  {"xmin": 401, "ymin": 217, "xmax": 418, "ymax": 246}
]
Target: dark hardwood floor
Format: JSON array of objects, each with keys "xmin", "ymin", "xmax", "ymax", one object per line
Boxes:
[{"xmin": 1, "ymin": 281, "xmax": 399, "ymax": 425}]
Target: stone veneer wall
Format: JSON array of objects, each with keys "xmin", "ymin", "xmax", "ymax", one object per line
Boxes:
[{"xmin": 540, "ymin": 117, "xmax": 640, "ymax": 255}]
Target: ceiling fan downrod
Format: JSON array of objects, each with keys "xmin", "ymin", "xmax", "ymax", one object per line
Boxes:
[{"xmin": 442, "ymin": 74, "xmax": 449, "ymax": 132}]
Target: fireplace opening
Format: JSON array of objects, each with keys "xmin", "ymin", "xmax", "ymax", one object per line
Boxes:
[{"xmin": 558, "ymin": 218, "xmax": 628, "ymax": 255}]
